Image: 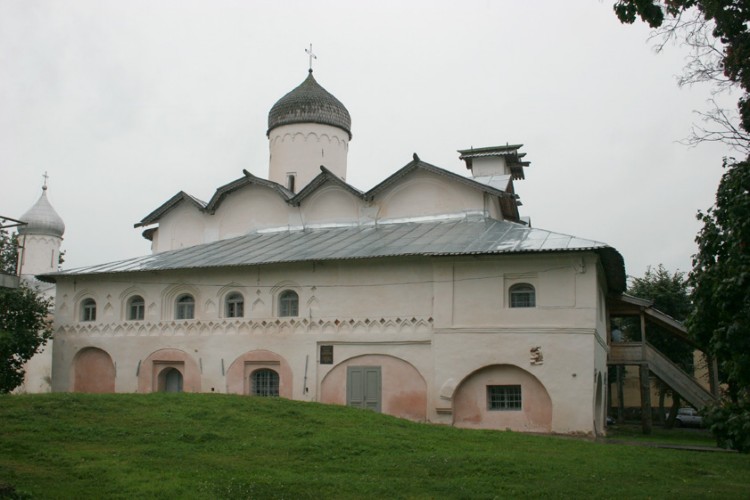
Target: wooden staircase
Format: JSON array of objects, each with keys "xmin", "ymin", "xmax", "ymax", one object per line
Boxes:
[{"xmin": 608, "ymin": 342, "xmax": 716, "ymax": 410}]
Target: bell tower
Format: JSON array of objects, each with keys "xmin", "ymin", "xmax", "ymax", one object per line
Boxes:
[{"xmin": 17, "ymin": 175, "xmax": 65, "ymax": 277}]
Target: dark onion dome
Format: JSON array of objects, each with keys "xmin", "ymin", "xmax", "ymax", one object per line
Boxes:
[
  {"xmin": 267, "ymin": 70, "xmax": 352, "ymax": 139},
  {"xmin": 18, "ymin": 186, "xmax": 65, "ymax": 238}
]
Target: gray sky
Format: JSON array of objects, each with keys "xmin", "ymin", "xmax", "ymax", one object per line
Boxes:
[{"xmin": 0, "ymin": 1, "xmax": 736, "ymax": 280}]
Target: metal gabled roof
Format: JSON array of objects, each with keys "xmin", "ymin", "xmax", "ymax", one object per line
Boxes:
[
  {"xmin": 290, "ymin": 166, "xmax": 364, "ymax": 206},
  {"xmin": 135, "ymin": 173, "xmax": 294, "ymax": 228},
  {"xmin": 135, "ymin": 191, "xmax": 207, "ymax": 228},
  {"xmin": 41, "ymin": 218, "xmax": 626, "ymax": 292},
  {"xmin": 364, "ymin": 155, "xmax": 516, "ymax": 201},
  {"xmin": 205, "ymin": 170, "xmax": 294, "ymax": 213},
  {"xmin": 472, "ymin": 174, "xmax": 513, "ymax": 192},
  {"xmin": 134, "ymin": 155, "xmax": 521, "ymax": 229},
  {"xmin": 457, "ymin": 144, "xmax": 524, "ymax": 158}
]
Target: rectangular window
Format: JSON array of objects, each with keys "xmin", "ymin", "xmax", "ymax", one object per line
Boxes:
[
  {"xmin": 487, "ymin": 385, "xmax": 522, "ymax": 411},
  {"xmin": 130, "ymin": 303, "xmax": 144, "ymax": 320},
  {"xmin": 176, "ymin": 303, "xmax": 194, "ymax": 320},
  {"xmin": 227, "ymin": 301, "xmax": 243, "ymax": 318},
  {"xmin": 320, "ymin": 345, "xmax": 333, "ymax": 364},
  {"xmin": 82, "ymin": 306, "xmax": 96, "ymax": 322}
]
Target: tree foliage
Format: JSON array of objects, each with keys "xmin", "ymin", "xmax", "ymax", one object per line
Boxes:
[
  {"xmin": 614, "ymin": 1, "xmax": 750, "ymax": 449},
  {"xmin": 689, "ymin": 157, "xmax": 749, "ymax": 451},
  {"xmin": 689, "ymin": 158, "xmax": 750, "ymax": 398},
  {"xmin": 0, "ymin": 228, "xmax": 18, "ymax": 275},
  {"xmin": 0, "ymin": 284, "xmax": 53, "ymax": 393},
  {"xmin": 614, "ymin": 0, "xmax": 750, "ymax": 152}
]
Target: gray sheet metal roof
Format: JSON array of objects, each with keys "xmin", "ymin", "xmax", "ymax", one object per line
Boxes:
[{"xmin": 41, "ymin": 218, "xmax": 626, "ymax": 292}]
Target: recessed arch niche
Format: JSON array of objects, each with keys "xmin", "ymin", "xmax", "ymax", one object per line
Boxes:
[{"xmin": 73, "ymin": 347, "xmax": 116, "ymax": 393}]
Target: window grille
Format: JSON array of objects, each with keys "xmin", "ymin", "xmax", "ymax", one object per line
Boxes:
[
  {"xmin": 487, "ymin": 385, "xmax": 522, "ymax": 411},
  {"xmin": 320, "ymin": 345, "xmax": 333, "ymax": 364},
  {"xmin": 252, "ymin": 369, "xmax": 279, "ymax": 397},
  {"xmin": 510, "ymin": 284, "xmax": 536, "ymax": 308}
]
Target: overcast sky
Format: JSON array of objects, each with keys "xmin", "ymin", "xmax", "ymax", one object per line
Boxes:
[{"xmin": 0, "ymin": 1, "xmax": 736, "ymax": 281}]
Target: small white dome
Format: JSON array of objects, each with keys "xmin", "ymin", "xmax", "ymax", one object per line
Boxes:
[{"xmin": 18, "ymin": 187, "xmax": 65, "ymax": 238}]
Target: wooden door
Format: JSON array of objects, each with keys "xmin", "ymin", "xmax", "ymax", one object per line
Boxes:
[{"xmin": 347, "ymin": 366, "xmax": 381, "ymax": 412}]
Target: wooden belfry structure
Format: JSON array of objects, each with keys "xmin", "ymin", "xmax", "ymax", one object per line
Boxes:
[{"xmin": 606, "ymin": 294, "xmax": 719, "ymax": 434}]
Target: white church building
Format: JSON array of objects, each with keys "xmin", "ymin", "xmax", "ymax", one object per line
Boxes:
[{"xmin": 22, "ymin": 69, "xmax": 637, "ymax": 435}]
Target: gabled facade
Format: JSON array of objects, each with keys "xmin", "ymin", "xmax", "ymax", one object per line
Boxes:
[{"xmin": 39, "ymin": 70, "xmax": 627, "ymax": 435}]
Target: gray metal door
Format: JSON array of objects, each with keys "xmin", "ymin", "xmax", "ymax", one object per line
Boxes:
[
  {"xmin": 347, "ymin": 366, "xmax": 381, "ymax": 412},
  {"xmin": 164, "ymin": 368, "xmax": 183, "ymax": 393}
]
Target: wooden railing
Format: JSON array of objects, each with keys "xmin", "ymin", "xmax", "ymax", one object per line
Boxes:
[{"xmin": 609, "ymin": 341, "xmax": 716, "ymax": 410}]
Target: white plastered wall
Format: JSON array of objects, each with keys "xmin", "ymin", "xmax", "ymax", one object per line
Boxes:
[
  {"xmin": 375, "ymin": 170, "xmax": 485, "ymax": 222},
  {"xmin": 268, "ymin": 123, "xmax": 349, "ymax": 191},
  {"xmin": 15, "ymin": 234, "xmax": 61, "ymax": 393},
  {"xmin": 50, "ymin": 251, "xmax": 605, "ymax": 434}
]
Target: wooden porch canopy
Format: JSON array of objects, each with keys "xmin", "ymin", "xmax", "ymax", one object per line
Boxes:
[
  {"xmin": 607, "ymin": 294, "xmax": 702, "ymax": 349},
  {"xmin": 606, "ymin": 293, "xmax": 719, "ymax": 434}
]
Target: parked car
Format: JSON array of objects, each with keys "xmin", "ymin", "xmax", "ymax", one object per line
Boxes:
[{"xmin": 669, "ymin": 407, "xmax": 703, "ymax": 428}]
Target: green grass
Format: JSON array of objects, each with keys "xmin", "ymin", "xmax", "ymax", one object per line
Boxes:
[
  {"xmin": 1, "ymin": 394, "xmax": 749, "ymax": 499},
  {"xmin": 606, "ymin": 422, "xmax": 718, "ymax": 447}
]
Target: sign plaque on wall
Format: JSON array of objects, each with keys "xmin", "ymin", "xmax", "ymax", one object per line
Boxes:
[{"xmin": 320, "ymin": 345, "xmax": 333, "ymax": 364}]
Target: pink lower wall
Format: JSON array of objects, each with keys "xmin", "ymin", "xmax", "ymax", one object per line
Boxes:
[
  {"xmin": 320, "ymin": 354, "xmax": 427, "ymax": 421},
  {"xmin": 137, "ymin": 348, "xmax": 201, "ymax": 393},
  {"xmin": 225, "ymin": 350, "xmax": 293, "ymax": 398},
  {"xmin": 453, "ymin": 364, "xmax": 552, "ymax": 432}
]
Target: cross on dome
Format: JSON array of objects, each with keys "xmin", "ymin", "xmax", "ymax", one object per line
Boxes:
[{"xmin": 305, "ymin": 43, "xmax": 317, "ymax": 72}]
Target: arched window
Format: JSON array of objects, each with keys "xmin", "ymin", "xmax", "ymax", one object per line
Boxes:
[
  {"xmin": 278, "ymin": 290, "xmax": 299, "ymax": 317},
  {"xmin": 251, "ymin": 369, "xmax": 279, "ymax": 397},
  {"xmin": 128, "ymin": 295, "xmax": 145, "ymax": 321},
  {"xmin": 509, "ymin": 284, "xmax": 536, "ymax": 308},
  {"xmin": 225, "ymin": 292, "xmax": 244, "ymax": 318},
  {"xmin": 175, "ymin": 294, "xmax": 195, "ymax": 320},
  {"xmin": 81, "ymin": 298, "xmax": 96, "ymax": 322}
]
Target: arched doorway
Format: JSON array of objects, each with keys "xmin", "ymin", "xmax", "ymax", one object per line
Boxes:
[
  {"xmin": 320, "ymin": 354, "xmax": 427, "ymax": 421},
  {"xmin": 453, "ymin": 364, "xmax": 552, "ymax": 432},
  {"xmin": 250, "ymin": 368, "xmax": 279, "ymax": 396},
  {"xmin": 158, "ymin": 367, "xmax": 184, "ymax": 393},
  {"xmin": 225, "ymin": 350, "xmax": 293, "ymax": 397},
  {"xmin": 138, "ymin": 349, "xmax": 201, "ymax": 393},
  {"xmin": 73, "ymin": 347, "xmax": 115, "ymax": 393}
]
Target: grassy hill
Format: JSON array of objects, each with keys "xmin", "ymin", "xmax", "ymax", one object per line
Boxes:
[{"xmin": 1, "ymin": 394, "xmax": 749, "ymax": 499}]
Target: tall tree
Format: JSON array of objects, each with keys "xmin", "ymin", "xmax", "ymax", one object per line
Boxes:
[
  {"xmin": 690, "ymin": 159, "xmax": 750, "ymax": 392},
  {"xmin": 614, "ymin": 0, "xmax": 750, "ymax": 450},
  {"xmin": 689, "ymin": 157, "xmax": 750, "ymax": 451},
  {"xmin": 0, "ymin": 284, "xmax": 53, "ymax": 393}
]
